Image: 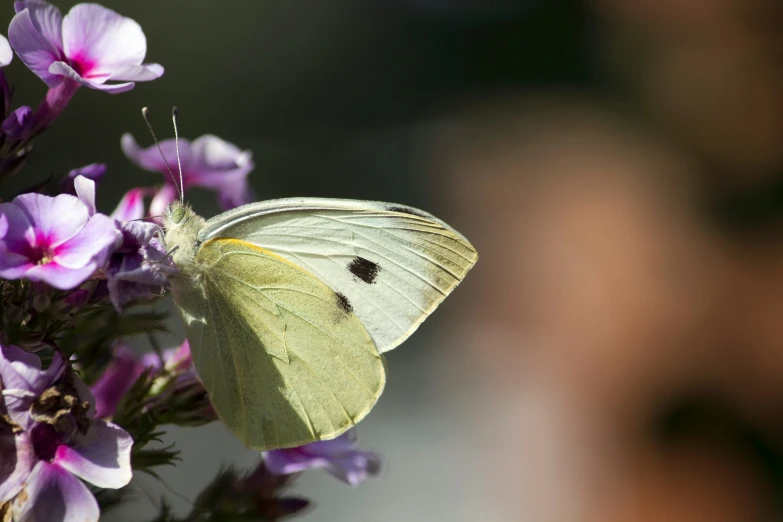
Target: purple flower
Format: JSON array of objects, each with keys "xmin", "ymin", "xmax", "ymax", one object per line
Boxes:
[
  {"xmin": 91, "ymin": 341, "xmax": 214, "ymax": 425},
  {"xmin": 1, "ymin": 106, "xmax": 32, "ymax": 141},
  {"xmin": 264, "ymin": 431, "xmax": 381, "ymax": 487},
  {"xmin": 67, "ymin": 178, "xmax": 173, "ymax": 309},
  {"xmin": 8, "ymin": 1, "xmax": 163, "ymax": 93},
  {"xmin": 0, "ymin": 35, "xmax": 12, "ymax": 67},
  {"xmin": 121, "ymin": 133, "xmax": 255, "ymax": 210},
  {"xmin": 0, "ymin": 191, "xmax": 120, "ymax": 290},
  {"xmin": 67, "ymin": 163, "xmax": 106, "ymax": 184},
  {"xmin": 0, "ymin": 344, "xmax": 132, "ymax": 522},
  {"xmin": 90, "ymin": 346, "xmax": 145, "ymax": 419},
  {"xmin": 105, "ymin": 217, "xmax": 174, "ymax": 310}
]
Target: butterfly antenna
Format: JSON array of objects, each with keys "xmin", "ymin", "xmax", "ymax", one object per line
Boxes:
[
  {"xmin": 141, "ymin": 107, "xmax": 183, "ymax": 202},
  {"xmin": 172, "ymin": 107, "xmax": 185, "ymax": 205}
]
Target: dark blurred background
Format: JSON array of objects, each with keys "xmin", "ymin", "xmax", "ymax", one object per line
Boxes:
[{"xmin": 5, "ymin": 0, "xmax": 783, "ymax": 520}]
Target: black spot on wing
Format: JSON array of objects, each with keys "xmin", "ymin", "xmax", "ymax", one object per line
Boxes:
[
  {"xmin": 335, "ymin": 292, "xmax": 353, "ymax": 314},
  {"xmin": 347, "ymin": 256, "xmax": 380, "ymax": 284},
  {"xmin": 387, "ymin": 205, "xmax": 429, "ymax": 219}
]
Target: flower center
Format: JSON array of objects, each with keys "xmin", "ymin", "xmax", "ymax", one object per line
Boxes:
[
  {"xmin": 30, "ymin": 245, "xmax": 54, "ymax": 266},
  {"xmin": 69, "ymin": 53, "xmax": 96, "ymax": 78},
  {"xmin": 30, "ymin": 423, "xmax": 60, "ymax": 462}
]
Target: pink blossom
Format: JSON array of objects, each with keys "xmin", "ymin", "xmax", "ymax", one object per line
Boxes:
[
  {"xmin": 0, "ymin": 189, "xmax": 120, "ymax": 290},
  {"xmin": 8, "ymin": 1, "xmax": 163, "ymax": 93},
  {"xmin": 0, "ymin": 345, "xmax": 132, "ymax": 522},
  {"xmin": 121, "ymin": 133, "xmax": 255, "ymax": 210}
]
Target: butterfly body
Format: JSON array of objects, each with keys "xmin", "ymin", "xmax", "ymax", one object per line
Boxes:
[{"xmin": 163, "ymin": 198, "xmax": 476, "ymax": 451}]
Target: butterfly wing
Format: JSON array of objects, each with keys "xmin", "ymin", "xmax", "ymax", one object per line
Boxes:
[
  {"xmin": 198, "ymin": 198, "xmax": 478, "ymax": 353},
  {"xmin": 176, "ymin": 237, "xmax": 385, "ymax": 450}
]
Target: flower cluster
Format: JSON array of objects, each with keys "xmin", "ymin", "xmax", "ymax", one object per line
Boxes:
[{"xmin": 0, "ymin": 2, "xmax": 380, "ymax": 521}]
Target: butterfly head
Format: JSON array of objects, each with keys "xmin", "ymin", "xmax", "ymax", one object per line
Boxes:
[{"xmin": 168, "ymin": 201, "xmax": 188, "ymax": 224}]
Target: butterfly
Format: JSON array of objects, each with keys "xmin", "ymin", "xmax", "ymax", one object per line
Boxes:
[
  {"xmin": 162, "ymin": 198, "xmax": 477, "ymax": 451},
  {"xmin": 153, "ymin": 110, "xmax": 477, "ymax": 451}
]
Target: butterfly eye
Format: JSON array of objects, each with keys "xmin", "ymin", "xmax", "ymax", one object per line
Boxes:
[{"xmin": 171, "ymin": 206, "xmax": 187, "ymax": 224}]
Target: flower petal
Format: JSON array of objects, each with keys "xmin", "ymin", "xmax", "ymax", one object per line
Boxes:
[
  {"xmin": 62, "ymin": 4, "xmax": 146, "ymax": 74},
  {"xmin": 22, "ymin": 260, "xmax": 97, "ymax": 290},
  {"xmin": 11, "ymin": 193, "xmax": 88, "ymax": 249},
  {"xmin": 264, "ymin": 450, "xmax": 328, "ymax": 475},
  {"xmin": 0, "ymin": 347, "xmax": 65, "ymax": 432},
  {"xmin": 149, "ymin": 184, "xmax": 178, "ymax": 218},
  {"xmin": 121, "ymin": 133, "xmax": 192, "ymax": 175},
  {"xmin": 53, "ymin": 420, "xmax": 132, "ymax": 488},
  {"xmin": 47, "ymin": 60, "xmax": 134, "ymax": 93},
  {"xmin": 0, "ymin": 346, "xmax": 64, "ymax": 424},
  {"xmin": 1, "ymin": 106, "xmax": 33, "ymax": 141},
  {"xmin": 53, "ymin": 213, "xmax": 120, "ymax": 269},
  {"xmin": 14, "ymin": 1, "xmax": 63, "ymax": 47},
  {"xmin": 11, "ymin": 461, "xmax": 99, "ymax": 522},
  {"xmin": 0, "ymin": 35, "xmax": 13, "ymax": 68},
  {"xmin": 188, "ymin": 134, "xmax": 255, "ymax": 209},
  {"xmin": 107, "ymin": 63, "xmax": 163, "ymax": 82},
  {"xmin": 67, "ymin": 163, "xmax": 106, "ymax": 183},
  {"xmin": 8, "ymin": 1, "xmax": 64, "ymax": 87},
  {"xmin": 110, "ymin": 188, "xmax": 146, "ymax": 222},
  {"xmin": 73, "ymin": 175, "xmax": 96, "ymax": 216},
  {"xmin": 325, "ymin": 451, "xmax": 381, "ymax": 487},
  {"xmin": 91, "ymin": 347, "xmax": 144, "ymax": 419},
  {"xmin": 190, "ymin": 134, "xmax": 252, "ymax": 172},
  {"xmin": 0, "ymin": 430, "xmax": 35, "ymax": 502}
]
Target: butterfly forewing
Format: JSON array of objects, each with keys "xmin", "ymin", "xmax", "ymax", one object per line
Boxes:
[
  {"xmin": 180, "ymin": 237, "xmax": 385, "ymax": 450},
  {"xmin": 199, "ymin": 198, "xmax": 478, "ymax": 353}
]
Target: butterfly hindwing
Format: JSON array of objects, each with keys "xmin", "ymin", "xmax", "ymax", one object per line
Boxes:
[
  {"xmin": 177, "ymin": 237, "xmax": 385, "ymax": 450},
  {"xmin": 198, "ymin": 198, "xmax": 479, "ymax": 353}
]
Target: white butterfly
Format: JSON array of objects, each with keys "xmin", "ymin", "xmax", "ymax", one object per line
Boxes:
[{"xmin": 163, "ymin": 197, "xmax": 477, "ymax": 450}]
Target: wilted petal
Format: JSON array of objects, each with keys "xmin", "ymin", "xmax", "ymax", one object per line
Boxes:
[
  {"xmin": 0, "ymin": 35, "xmax": 13, "ymax": 67},
  {"xmin": 1, "ymin": 106, "xmax": 32, "ymax": 141},
  {"xmin": 11, "ymin": 193, "xmax": 89, "ymax": 249},
  {"xmin": 11, "ymin": 461, "xmax": 99, "ymax": 522},
  {"xmin": 62, "ymin": 4, "xmax": 146, "ymax": 74},
  {"xmin": 72, "ymin": 175, "xmax": 95, "ymax": 216},
  {"xmin": 110, "ymin": 188, "xmax": 147, "ymax": 222},
  {"xmin": 53, "ymin": 420, "xmax": 132, "ymax": 489},
  {"xmin": 8, "ymin": 2, "xmax": 64, "ymax": 87},
  {"xmin": 121, "ymin": 133, "xmax": 192, "ymax": 175}
]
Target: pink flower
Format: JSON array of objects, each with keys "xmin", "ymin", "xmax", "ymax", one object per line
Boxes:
[
  {"xmin": 0, "ymin": 345, "xmax": 132, "ymax": 522},
  {"xmin": 0, "ymin": 189, "xmax": 121, "ymax": 290},
  {"xmin": 8, "ymin": 1, "xmax": 163, "ymax": 93},
  {"xmin": 121, "ymin": 133, "xmax": 255, "ymax": 210},
  {"xmin": 264, "ymin": 431, "xmax": 381, "ymax": 487}
]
